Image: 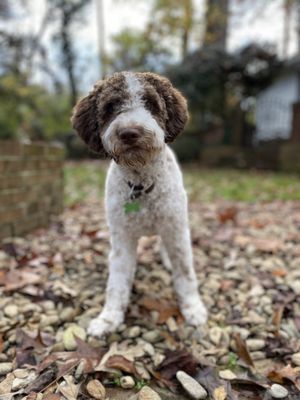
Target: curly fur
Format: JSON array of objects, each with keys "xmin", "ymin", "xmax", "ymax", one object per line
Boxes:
[{"xmin": 71, "ymin": 71, "xmax": 207, "ymax": 338}]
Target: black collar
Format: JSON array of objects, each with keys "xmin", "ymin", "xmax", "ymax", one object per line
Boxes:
[{"xmin": 127, "ymin": 180, "xmax": 155, "ymax": 200}]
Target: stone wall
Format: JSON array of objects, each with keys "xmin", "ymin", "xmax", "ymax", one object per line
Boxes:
[{"xmin": 0, "ymin": 141, "xmax": 64, "ymax": 239}]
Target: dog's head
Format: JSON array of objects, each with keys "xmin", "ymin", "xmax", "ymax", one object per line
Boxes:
[{"xmin": 71, "ymin": 72, "xmax": 188, "ymax": 167}]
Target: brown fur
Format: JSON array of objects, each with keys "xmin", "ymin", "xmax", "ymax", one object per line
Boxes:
[
  {"xmin": 138, "ymin": 72, "xmax": 189, "ymax": 143},
  {"xmin": 71, "ymin": 72, "xmax": 188, "ymax": 153}
]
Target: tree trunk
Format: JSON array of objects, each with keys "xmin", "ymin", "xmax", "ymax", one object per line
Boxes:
[{"xmin": 203, "ymin": 0, "xmax": 229, "ymax": 51}]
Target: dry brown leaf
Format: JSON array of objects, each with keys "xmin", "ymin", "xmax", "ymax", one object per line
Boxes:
[
  {"xmin": 139, "ymin": 296, "xmax": 183, "ymax": 324},
  {"xmin": 271, "ymin": 268, "xmax": 288, "ymax": 277},
  {"xmin": 267, "ymin": 364, "xmax": 300, "ymax": 391},
  {"xmin": 233, "ymin": 333, "xmax": 255, "ymax": 368},
  {"xmin": 0, "ymin": 268, "xmax": 43, "ymax": 291},
  {"xmin": 105, "ymin": 355, "xmax": 138, "ymax": 375},
  {"xmin": 58, "ymin": 376, "xmax": 80, "ymax": 400},
  {"xmin": 272, "ymin": 304, "xmax": 285, "ymax": 336},
  {"xmin": 217, "ymin": 207, "xmax": 238, "ymax": 224}
]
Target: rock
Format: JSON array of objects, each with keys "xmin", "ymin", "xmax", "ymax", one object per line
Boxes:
[
  {"xmin": 63, "ymin": 324, "xmax": 86, "ymax": 350},
  {"xmin": 176, "ymin": 370, "xmax": 207, "ymax": 399},
  {"xmin": 246, "ymin": 339, "xmax": 265, "ymax": 351},
  {"xmin": 291, "ymin": 352, "xmax": 300, "ymax": 366},
  {"xmin": 13, "ymin": 369, "xmax": 29, "ymax": 379},
  {"xmin": 60, "ymin": 307, "xmax": 76, "ymax": 322},
  {"xmin": 86, "ymin": 379, "xmax": 106, "ymax": 399},
  {"xmin": 142, "ymin": 330, "xmax": 162, "ymax": 343},
  {"xmin": 219, "ymin": 369, "xmax": 237, "ymax": 380},
  {"xmin": 120, "ymin": 376, "xmax": 135, "ymax": 389},
  {"xmin": 4, "ymin": 305, "xmax": 18, "ymax": 318},
  {"xmin": 152, "ymin": 353, "xmax": 165, "ymax": 367},
  {"xmin": 0, "ymin": 362, "xmax": 13, "ymax": 375},
  {"xmin": 269, "ymin": 384, "xmax": 288, "ymax": 399},
  {"xmin": 166, "ymin": 317, "xmax": 178, "ymax": 332},
  {"xmin": 11, "ymin": 372, "xmax": 36, "ymax": 391},
  {"xmin": 127, "ymin": 326, "xmax": 141, "ymax": 338},
  {"xmin": 138, "ymin": 386, "xmax": 161, "ymax": 400},
  {"xmin": 209, "ymin": 327, "xmax": 223, "ymax": 346},
  {"xmin": 107, "ymin": 333, "xmax": 122, "ymax": 344}
]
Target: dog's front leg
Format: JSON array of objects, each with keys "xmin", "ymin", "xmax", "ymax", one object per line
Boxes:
[
  {"xmin": 88, "ymin": 233, "xmax": 137, "ymax": 337},
  {"xmin": 162, "ymin": 225, "xmax": 208, "ymax": 327}
]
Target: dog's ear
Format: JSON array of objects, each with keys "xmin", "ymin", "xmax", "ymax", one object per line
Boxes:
[
  {"xmin": 142, "ymin": 73, "xmax": 189, "ymax": 143},
  {"xmin": 71, "ymin": 81, "xmax": 104, "ymax": 153}
]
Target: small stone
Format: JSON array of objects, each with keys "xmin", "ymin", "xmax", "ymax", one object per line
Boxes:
[
  {"xmin": 11, "ymin": 372, "xmax": 36, "ymax": 391},
  {"xmin": 120, "ymin": 376, "xmax": 135, "ymax": 389},
  {"xmin": 209, "ymin": 327, "xmax": 223, "ymax": 346},
  {"xmin": 138, "ymin": 386, "xmax": 161, "ymax": 400},
  {"xmin": 63, "ymin": 324, "xmax": 86, "ymax": 350},
  {"xmin": 219, "ymin": 369, "xmax": 237, "ymax": 380},
  {"xmin": 60, "ymin": 307, "xmax": 76, "ymax": 322},
  {"xmin": 269, "ymin": 383, "xmax": 288, "ymax": 399},
  {"xmin": 107, "ymin": 333, "xmax": 122, "ymax": 344},
  {"xmin": 142, "ymin": 330, "xmax": 162, "ymax": 343},
  {"xmin": 246, "ymin": 339, "xmax": 265, "ymax": 351},
  {"xmin": 0, "ymin": 362, "xmax": 13, "ymax": 375},
  {"xmin": 127, "ymin": 326, "xmax": 141, "ymax": 338},
  {"xmin": 166, "ymin": 317, "xmax": 178, "ymax": 332},
  {"xmin": 176, "ymin": 370, "xmax": 207, "ymax": 399},
  {"xmin": 4, "ymin": 305, "xmax": 18, "ymax": 318},
  {"xmin": 13, "ymin": 369, "xmax": 29, "ymax": 379},
  {"xmin": 152, "ymin": 353, "xmax": 165, "ymax": 367},
  {"xmin": 291, "ymin": 352, "xmax": 300, "ymax": 366},
  {"xmin": 86, "ymin": 379, "xmax": 106, "ymax": 399}
]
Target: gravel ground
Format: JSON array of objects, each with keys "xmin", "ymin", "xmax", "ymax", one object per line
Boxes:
[{"xmin": 0, "ymin": 197, "xmax": 300, "ymax": 399}]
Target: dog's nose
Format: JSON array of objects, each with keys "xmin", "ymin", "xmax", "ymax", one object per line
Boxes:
[{"xmin": 118, "ymin": 128, "xmax": 140, "ymax": 144}]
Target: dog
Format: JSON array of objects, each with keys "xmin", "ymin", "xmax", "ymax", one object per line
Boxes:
[{"xmin": 71, "ymin": 71, "xmax": 207, "ymax": 337}]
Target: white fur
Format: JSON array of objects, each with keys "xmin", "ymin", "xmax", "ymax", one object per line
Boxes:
[{"xmin": 88, "ymin": 74, "xmax": 207, "ymax": 338}]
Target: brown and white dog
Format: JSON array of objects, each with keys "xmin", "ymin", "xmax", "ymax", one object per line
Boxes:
[{"xmin": 71, "ymin": 72, "xmax": 207, "ymax": 337}]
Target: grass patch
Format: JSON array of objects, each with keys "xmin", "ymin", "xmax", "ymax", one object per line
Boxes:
[{"xmin": 64, "ymin": 161, "xmax": 300, "ymax": 205}]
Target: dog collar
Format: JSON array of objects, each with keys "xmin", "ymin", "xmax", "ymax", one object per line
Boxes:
[
  {"xmin": 127, "ymin": 180, "xmax": 155, "ymax": 200},
  {"xmin": 124, "ymin": 180, "xmax": 155, "ymax": 214}
]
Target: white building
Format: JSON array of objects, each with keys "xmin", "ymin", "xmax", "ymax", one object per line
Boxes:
[{"xmin": 255, "ymin": 58, "xmax": 300, "ymax": 142}]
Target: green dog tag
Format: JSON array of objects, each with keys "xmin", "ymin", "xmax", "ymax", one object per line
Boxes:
[{"xmin": 124, "ymin": 201, "xmax": 140, "ymax": 214}]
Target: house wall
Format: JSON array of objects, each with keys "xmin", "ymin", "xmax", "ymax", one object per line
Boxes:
[
  {"xmin": 0, "ymin": 141, "xmax": 64, "ymax": 240},
  {"xmin": 255, "ymin": 72, "xmax": 299, "ymax": 141}
]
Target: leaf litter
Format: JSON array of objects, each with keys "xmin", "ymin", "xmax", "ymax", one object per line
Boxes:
[{"xmin": 0, "ymin": 197, "xmax": 299, "ymax": 398}]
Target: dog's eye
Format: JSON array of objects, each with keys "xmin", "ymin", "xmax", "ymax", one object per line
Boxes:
[
  {"xmin": 105, "ymin": 102, "xmax": 115, "ymax": 115},
  {"xmin": 144, "ymin": 96, "xmax": 160, "ymax": 114}
]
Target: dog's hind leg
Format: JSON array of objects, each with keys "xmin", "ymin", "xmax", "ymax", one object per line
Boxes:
[{"xmin": 87, "ymin": 232, "xmax": 138, "ymax": 338}]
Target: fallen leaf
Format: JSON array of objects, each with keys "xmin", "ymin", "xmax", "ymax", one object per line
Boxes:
[
  {"xmin": 195, "ymin": 367, "xmax": 236, "ymax": 400},
  {"xmin": 105, "ymin": 355, "xmax": 138, "ymax": 375},
  {"xmin": 272, "ymin": 304, "xmax": 285, "ymax": 336},
  {"xmin": 0, "ymin": 268, "xmax": 43, "ymax": 292},
  {"xmin": 271, "ymin": 268, "xmax": 287, "ymax": 277},
  {"xmin": 43, "ymin": 395, "xmax": 61, "ymax": 400},
  {"xmin": 233, "ymin": 333, "xmax": 255, "ymax": 368},
  {"xmin": 58, "ymin": 376, "xmax": 80, "ymax": 400},
  {"xmin": 217, "ymin": 207, "xmax": 238, "ymax": 224},
  {"xmin": 139, "ymin": 296, "xmax": 183, "ymax": 324},
  {"xmin": 24, "ymin": 369, "xmax": 56, "ymax": 394},
  {"xmin": 267, "ymin": 364, "xmax": 300, "ymax": 391},
  {"xmin": 156, "ymin": 349, "xmax": 198, "ymax": 381},
  {"xmin": 38, "ymin": 337, "xmax": 104, "ymax": 375}
]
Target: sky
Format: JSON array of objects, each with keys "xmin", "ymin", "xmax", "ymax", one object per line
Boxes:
[{"xmin": 2, "ymin": 0, "xmax": 299, "ymax": 91}]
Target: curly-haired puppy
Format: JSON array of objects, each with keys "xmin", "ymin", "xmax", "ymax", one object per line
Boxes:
[{"xmin": 71, "ymin": 72, "xmax": 207, "ymax": 337}]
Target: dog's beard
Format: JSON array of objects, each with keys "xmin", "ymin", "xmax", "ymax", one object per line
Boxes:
[{"xmin": 108, "ymin": 130, "xmax": 163, "ymax": 168}]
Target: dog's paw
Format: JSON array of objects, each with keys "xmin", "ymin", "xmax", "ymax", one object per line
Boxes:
[
  {"xmin": 181, "ymin": 301, "xmax": 208, "ymax": 327},
  {"xmin": 87, "ymin": 312, "xmax": 123, "ymax": 338}
]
